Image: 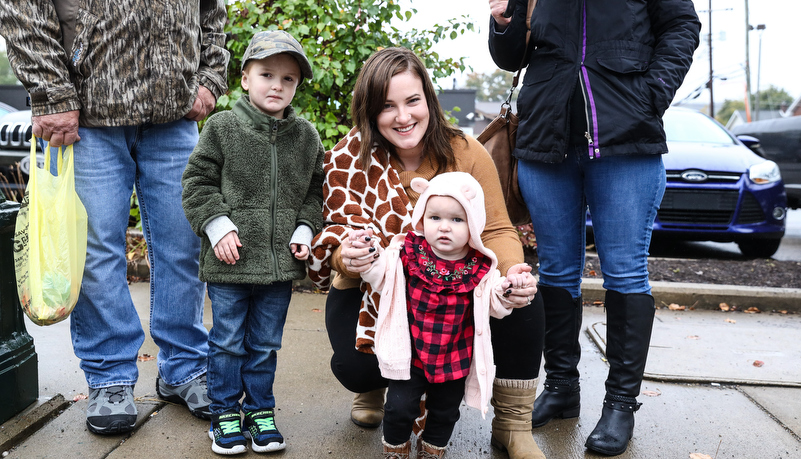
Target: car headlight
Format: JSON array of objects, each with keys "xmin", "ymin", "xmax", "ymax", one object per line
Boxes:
[{"xmin": 749, "ymin": 160, "xmax": 781, "ymax": 184}]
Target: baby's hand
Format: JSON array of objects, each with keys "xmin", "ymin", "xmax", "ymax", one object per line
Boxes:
[
  {"xmin": 348, "ymin": 228, "xmax": 375, "ymax": 248},
  {"xmin": 214, "ymin": 231, "xmax": 242, "ymax": 265},
  {"xmin": 291, "ymin": 243, "xmax": 310, "ymax": 261},
  {"xmin": 504, "ymin": 272, "xmax": 533, "ymax": 291},
  {"xmin": 500, "ymin": 271, "xmax": 537, "ymax": 307}
]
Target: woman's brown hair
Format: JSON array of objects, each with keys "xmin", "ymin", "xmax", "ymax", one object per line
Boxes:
[{"xmin": 350, "ymin": 47, "xmax": 466, "ymax": 173}]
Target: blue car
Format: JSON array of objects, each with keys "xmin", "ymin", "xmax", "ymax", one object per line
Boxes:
[{"xmin": 589, "ymin": 107, "xmax": 787, "ymax": 258}]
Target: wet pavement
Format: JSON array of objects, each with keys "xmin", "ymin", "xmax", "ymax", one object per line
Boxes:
[{"xmin": 1, "ymin": 282, "xmax": 800, "ymax": 458}]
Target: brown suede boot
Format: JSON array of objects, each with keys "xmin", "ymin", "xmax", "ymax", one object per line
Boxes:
[
  {"xmin": 490, "ymin": 378, "xmax": 547, "ymax": 459},
  {"xmin": 351, "ymin": 388, "xmax": 386, "ymax": 427},
  {"xmin": 382, "ymin": 438, "xmax": 411, "ymax": 459},
  {"xmin": 417, "ymin": 438, "xmax": 447, "ymax": 458}
]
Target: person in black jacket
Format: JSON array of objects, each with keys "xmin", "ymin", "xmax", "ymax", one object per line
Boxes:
[{"xmin": 488, "ymin": 0, "xmax": 700, "ymax": 455}]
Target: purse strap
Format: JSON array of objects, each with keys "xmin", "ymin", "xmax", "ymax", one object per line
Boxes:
[{"xmin": 500, "ymin": 0, "xmax": 537, "ymax": 118}]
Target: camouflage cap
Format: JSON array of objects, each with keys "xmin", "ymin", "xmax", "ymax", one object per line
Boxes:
[{"xmin": 241, "ymin": 30, "xmax": 313, "ymax": 80}]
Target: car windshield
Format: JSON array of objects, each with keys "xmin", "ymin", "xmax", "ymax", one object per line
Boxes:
[{"xmin": 663, "ymin": 110, "xmax": 737, "ymax": 145}]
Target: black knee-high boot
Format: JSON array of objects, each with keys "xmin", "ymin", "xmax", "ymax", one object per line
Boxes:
[
  {"xmin": 531, "ymin": 285, "xmax": 583, "ymax": 427},
  {"xmin": 585, "ymin": 290, "xmax": 655, "ymax": 456}
]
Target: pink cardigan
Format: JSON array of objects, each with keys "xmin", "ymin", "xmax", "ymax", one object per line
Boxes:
[{"xmin": 362, "ymin": 233, "xmax": 514, "ymax": 418}]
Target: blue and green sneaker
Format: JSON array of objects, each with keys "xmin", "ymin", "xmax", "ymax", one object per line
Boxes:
[
  {"xmin": 208, "ymin": 412, "xmax": 247, "ymax": 455},
  {"xmin": 244, "ymin": 409, "xmax": 286, "ymax": 453}
]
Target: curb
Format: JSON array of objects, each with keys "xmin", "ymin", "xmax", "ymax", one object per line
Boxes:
[
  {"xmin": 581, "ymin": 278, "xmax": 801, "ymax": 313},
  {"xmin": 0, "ymin": 395, "xmax": 69, "ymax": 453}
]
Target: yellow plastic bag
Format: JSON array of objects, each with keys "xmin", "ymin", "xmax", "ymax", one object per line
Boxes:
[{"xmin": 13, "ymin": 137, "xmax": 87, "ymax": 326}]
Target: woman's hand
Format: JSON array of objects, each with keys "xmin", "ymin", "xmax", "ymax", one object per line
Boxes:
[
  {"xmin": 489, "ymin": 0, "xmax": 512, "ymax": 30},
  {"xmin": 340, "ymin": 229, "xmax": 379, "ymax": 274},
  {"xmin": 502, "ymin": 263, "xmax": 538, "ymax": 307}
]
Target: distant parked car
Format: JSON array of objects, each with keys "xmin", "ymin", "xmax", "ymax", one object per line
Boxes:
[
  {"xmin": 589, "ymin": 107, "xmax": 787, "ymax": 258},
  {"xmin": 0, "ymin": 110, "xmax": 42, "ymax": 200},
  {"xmin": 729, "ymin": 116, "xmax": 801, "ymax": 210},
  {"xmin": 0, "ymin": 101, "xmax": 16, "ymax": 118}
]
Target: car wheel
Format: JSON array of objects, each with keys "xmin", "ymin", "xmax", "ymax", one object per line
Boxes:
[{"xmin": 737, "ymin": 238, "xmax": 782, "ymax": 258}]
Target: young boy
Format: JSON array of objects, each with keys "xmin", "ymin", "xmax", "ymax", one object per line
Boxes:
[
  {"xmin": 357, "ymin": 172, "xmax": 535, "ymax": 458},
  {"xmin": 181, "ymin": 30, "xmax": 324, "ymax": 455}
]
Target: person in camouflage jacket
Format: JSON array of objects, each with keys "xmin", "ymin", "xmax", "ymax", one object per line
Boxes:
[
  {"xmin": 0, "ymin": 0, "xmax": 229, "ymax": 131},
  {"xmin": 0, "ymin": 0, "xmax": 229, "ymax": 435}
]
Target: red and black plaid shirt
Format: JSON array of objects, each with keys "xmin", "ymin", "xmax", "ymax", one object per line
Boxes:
[{"xmin": 401, "ymin": 233, "xmax": 492, "ymax": 383}]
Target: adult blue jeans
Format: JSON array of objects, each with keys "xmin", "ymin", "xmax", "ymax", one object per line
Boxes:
[
  {"xmin": 69, "ymin": 118, "xmax": 208, "ymax": 389},
  {"xmin": 517, "ymin": 146, "xmax": 666, "ymax": 298},
  {"xmin": 207, "ymin": 281, "xmax": 292, "ymax": 414}
]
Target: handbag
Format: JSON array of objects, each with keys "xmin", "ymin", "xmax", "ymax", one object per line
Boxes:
[
  {"xmin": 477, "ymin": 0, "xmax": 537, "ymax": 227},
  {"xmin": 477, "ymin": 102, "xmax": 529, "ymax": 226},
  {"xmin": 14, "ymin": 137, "xmax": 88, "ymax": 326}
]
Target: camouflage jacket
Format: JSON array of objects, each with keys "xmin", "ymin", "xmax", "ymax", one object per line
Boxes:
[{"xmin": 0, "ymin": 0, "xmax": 229, "ymax": 127}]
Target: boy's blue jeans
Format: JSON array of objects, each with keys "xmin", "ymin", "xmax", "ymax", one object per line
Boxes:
[
  {"xmin": 207, "ymin": 281, "xmax": 292, "ymax": 414},
  {"xmin": 517, "ymin": 145, "xmax": 666, "ymax": 298},
  {"xmin": 69, "ymin": 118, "xmax": 208, "ymax": 389}
]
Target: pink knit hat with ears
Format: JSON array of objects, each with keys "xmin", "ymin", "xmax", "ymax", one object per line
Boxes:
[{"xmin": 410, "ymin": 172, "xmax": 488, "ymax": 252}]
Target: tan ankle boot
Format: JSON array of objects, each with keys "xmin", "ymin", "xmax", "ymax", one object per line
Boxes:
[
  {"xmin": 490, "ymin": 378, "xmax": 547, "ymax": 459},
  {"xmin": 382, "ymin": 438, "xmax": 411, "ymax": 458},
  {"xmin": 351, "ymin": 388, "xmax": 386, "ymax": 427},
  {"xmin": 417, "ymin": 438, "xmax": 447, "ymax": 458}
]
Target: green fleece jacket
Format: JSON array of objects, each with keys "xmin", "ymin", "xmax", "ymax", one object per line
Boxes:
[{"xmin": 182, "ymin": 96, "xmax": 325, "ymax": 284}]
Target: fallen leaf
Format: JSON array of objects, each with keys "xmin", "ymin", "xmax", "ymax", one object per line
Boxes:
[
  {"xmin": 779, "ymin": 310, "xmax": 788, "ymax": 314},
  {"xmin": 642, "ymin": 390, "xmax": 661, "ymax": 397},
  {"xmin": 593, "ymin": 300, "xmax": 603, "ymax": 305},
  {"xmin": 744, "ymin": 307, "xmax": 761, "ymax": 314},
  {"xmin": 753, "ymin": 360, "xmax": 764, "ymax": 367},
  {"xmin": 719, "ymin": 302, "xmax": 730, "ymax": 311},
  {"xmin": 725, "ymin": 318, "xmax": 736, "ymax": 324},
  {"xmin": 588, "ymin": 270, "xmax": 597, "ymax": 276},
  {"xmin": 73, "ymin": 394, "xmax": 88, "ymax": 402},
  {"xmin": 689, "ymin": 454, "xmax": 713, "ymax": 459},
  {"xmin": 311, "ymin": 308, "xmax": 322, "ymax": 313},
  {"xmin": 672, "ymin": 268, "xmax": 681, "ymax": 273},
  {"xmin": 686, "ymin": 335, "xmax": 700, "ymax": 340},
  {"xmin": 137, "ymin": 353, "xmax": 155, "ymax": 362},
  {"xmin": 668, "ymin": 303, "xmax": 685, "ymax": 311}
]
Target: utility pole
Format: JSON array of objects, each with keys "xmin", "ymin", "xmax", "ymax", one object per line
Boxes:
[
  {"xmin": 744, "ymin": 0, "xmax": 751, "ymax": 121},
  {"xmin": 708, "ymin": 0, "xmax": 714, "ymax": 117},
  {"xmin": 753, "ymin": 24, "xmax": 766, "ymax": 121}
]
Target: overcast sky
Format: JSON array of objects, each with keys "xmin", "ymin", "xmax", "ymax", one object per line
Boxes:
[{"xmin": 400, "ymin": 0, "xmax": 801, "ymax": 108}]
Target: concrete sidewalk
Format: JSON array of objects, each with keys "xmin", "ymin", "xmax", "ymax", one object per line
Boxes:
[{"xmin": 2, "ymin": 282, "xmax": 800, "ymax": 458}]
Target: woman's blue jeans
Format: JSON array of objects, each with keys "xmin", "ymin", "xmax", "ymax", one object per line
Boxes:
[
  {"xmin": 207, "ymin": 281, "xmax": 292, "ymax": 414},
  {"xmin": 517, "ymin": 146, "xmax": 666, "ymax": 298},
  {"xmin": 69, "ymin": 119, "xmax": 208, "ymax": 389}
]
